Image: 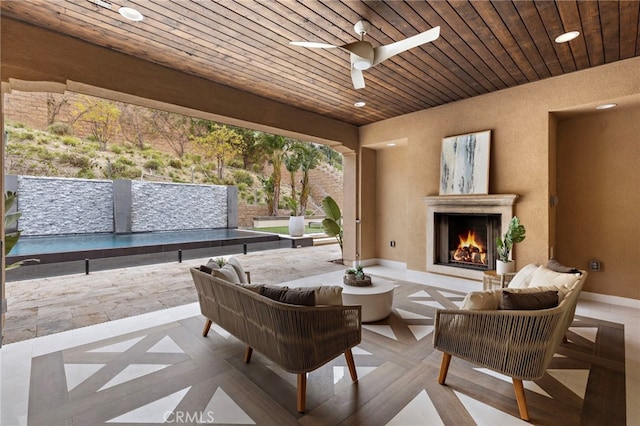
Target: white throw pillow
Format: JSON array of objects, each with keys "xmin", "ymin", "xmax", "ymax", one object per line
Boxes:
[
  {"xmin": 226, "ymin": 257, "xmax": 248, "ymax": 283},
  {"xmin": 529, "ymin": 265, "xmax": 580, "ymax": 293},
  {"xmin": 212, "ymin": 263, "xmax": 241, "ymax": 284},
  {"xmin": 460, "ymin": 289, "xmax": 502, "ymax": 310},
  {"xmin": 507, "ymin": 263, "xmax": 540, "ymax": 289}
]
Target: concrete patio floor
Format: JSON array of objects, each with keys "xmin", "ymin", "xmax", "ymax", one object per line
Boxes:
[{"xmin": 2, "ymin": 243, "xmax": 346, "ymax": 345}]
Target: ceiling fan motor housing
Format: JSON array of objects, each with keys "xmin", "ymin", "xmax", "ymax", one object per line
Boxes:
[{"xmin": 354, "ymin": 20, "xmax": 371, "ymax": 37}]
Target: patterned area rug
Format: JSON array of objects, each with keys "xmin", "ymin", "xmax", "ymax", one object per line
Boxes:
[{"xmin": 26, "ymin": 277, "xmax": 625, "ymax": 425}]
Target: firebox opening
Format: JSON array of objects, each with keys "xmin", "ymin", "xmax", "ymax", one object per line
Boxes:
[{"xmin": 434, "ymin": 213, "xmax": 500, "ymax": 271}]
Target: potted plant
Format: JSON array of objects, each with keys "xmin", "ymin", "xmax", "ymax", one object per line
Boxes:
[{"xmin": 495, "ymin": 216, "xmax": 526, "ymax": 274}]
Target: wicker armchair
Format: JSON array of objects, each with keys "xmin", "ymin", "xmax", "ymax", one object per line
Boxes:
[
  {"xmin": 190, "ymin": 268, "xmax": 362, "ymax": 412},
  {"xmin": 433, "ymin": 269, "xmax": 587, "ymax": 421}
]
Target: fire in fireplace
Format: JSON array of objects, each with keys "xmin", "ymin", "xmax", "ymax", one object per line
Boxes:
[
  {"xmin": 434, "ymin": 213, "xmax": 500, "ymax": 271},
  {"xmin": 452, "ymin": 230, "xmax": 487, "ymax": 266}
]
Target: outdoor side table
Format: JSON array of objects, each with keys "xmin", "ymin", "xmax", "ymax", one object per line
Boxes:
[{"xmin": 483, "ymin": 270, "xmax": 516, "ymax": 290}]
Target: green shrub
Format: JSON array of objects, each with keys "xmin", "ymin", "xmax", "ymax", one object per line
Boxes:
[
  {"xmin": 237, "ymin": 182, "xmax": 248, "ymax": 192},
  {"xmin": 233, "ymin": 170, "xmax": 254, "ymax": 186},
  {"xmin": 17, "ymin": 131, "xmax": 35, "ymax": 141},
  {"xmin": 169, "ymin": 158, "xmax": 183, "ymax": 169},
  {"xmin": 110, "ymin": 145, "xmax": 123, "ymax": 154},
  {"xmin": 228, "ymin": 159, "xmax": 243, "ymax": 168},
  {"xmin": 116, "ymin": 156, "xmax": 135, "ymax": 166},
  {"xmin": 76, "ymin": 168, "xmax": 96, "ymax": 179},
  {"xmin": 59, "ymin": 136, "xmax": 78, "ymax": 146},
  {"xmin": 48, "ymin": 122, "xmax": 72, "ymax": 136},
  {"xmin": 252, "ymin": 163, "xmax": 262, "ymax": 173},
  {"xmin": 144, "ymin": 159, "xmax": 163, "ymax": 170},
  {"xmin": 59, "ymin": 153, "xmax": 91, "ymax": 168}
]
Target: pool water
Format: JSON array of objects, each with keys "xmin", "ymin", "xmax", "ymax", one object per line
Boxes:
[{"xmin": 9, "ymin": 229, "xmax": 274, "ymax": 256}]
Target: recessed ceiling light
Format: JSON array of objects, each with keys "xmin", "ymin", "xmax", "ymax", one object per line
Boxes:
[
  {"xmin": 596, "ymin": 103, "xmax": 617, "ymax": 110},
  {"xmin": 555, "ymin": 31, "xmax": 580, "ymax": 43},
  {"xmin": 354, "ymin": 101, "xmax": 366, "ymax": 107},
  {"xmin": 386, "ymin": 143, "xmax": 396, "ymax": 147},
  {"xmin": 119, "ymin": 6, "xmax": 144, "ymax": 22}
]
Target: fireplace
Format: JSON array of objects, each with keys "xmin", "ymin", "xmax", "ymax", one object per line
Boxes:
[
  {"xmin": 434, "ymin": 213, "xmax": 500, "ymax": 271},
  {"xmin": 424, "ymin": 194, "xmax": 517, "ymax": 280}
]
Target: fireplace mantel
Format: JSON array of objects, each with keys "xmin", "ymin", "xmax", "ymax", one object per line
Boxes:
[{"xmin": 423, "ymin": 194, "xmax": 518, "ymax": 280}]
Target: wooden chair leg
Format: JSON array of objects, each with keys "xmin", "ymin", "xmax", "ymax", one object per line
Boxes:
[
  {"xmin": 513, "ymin": 379, "xmax": 530, "ymax": 421},
  {"xmin": 244, "ymin": 346, "xmax": 253, "ymax": 364},
  {"xmin": 202, "ymin": 319, "xmax": 212, "ymax": 337},
  {"xmin": 344, "ymin": 349, "xmax": 358, "ymax": 381},
  {"xmin": 297, "ymin": 373, "xmax": 307, "ymax": 413},
  {"xmin": 438, "ymin": 352, "xmax": 452, "ymax": 385}
]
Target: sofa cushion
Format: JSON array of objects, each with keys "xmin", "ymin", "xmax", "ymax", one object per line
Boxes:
[
  {"xmin": 460, "ymin": 289, "xmax": 502, "ymax": 310},
  {"xmin": 212, "ymin": 264, "xmax": 241, "ymax": 284},
  {"xmin": 500, "ymin": 290, "xmax": 559, "ymax": 310},
  {"xmin": 507, "ymin": 263, "xmax": 540, "ymax": 289},
  {"xmin": 529, "ymin": 265, "xmax": 580, "ymax": 296},
  {"xmin": 260, "ymin": 286, "xmax": 316, "ymax": 306},
  {"xmin": 227, "ymin": 257, "xmax": 249, "ymax": 284},
  {"xmin": 238, "ymin": 283, "xmax": 263, "ymax": 294}
]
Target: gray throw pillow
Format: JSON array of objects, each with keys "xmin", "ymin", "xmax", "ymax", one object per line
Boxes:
[
  {"xmin": 500, "ymin": 290, "xmax": 559, "ymax": 310},
  {"xmin": 259, "ymin": 286, "xmax": 315, "ymax": 306},
  {"xmin": 547, "ymin": 259, "xmax": 580, "ymax": 274}
]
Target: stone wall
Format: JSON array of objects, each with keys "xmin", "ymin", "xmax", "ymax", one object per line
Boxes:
[
  {"xmin": 130, "ymin": 181, "xmax": 228, "ymax": 232},
  {"xmin": 7, "ymin": 175, "xmax": 231, "ymax": 236},
  {"xmin": 15, "ymin": 176, "xmax": 114, "ymax": 236}
]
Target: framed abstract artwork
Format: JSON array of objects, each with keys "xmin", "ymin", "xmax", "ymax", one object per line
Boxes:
[{"xmin": 439, "ymin": 130, "xmax": 491, "ymax": 195}]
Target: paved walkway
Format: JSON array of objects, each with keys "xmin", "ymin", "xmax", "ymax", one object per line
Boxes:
[{"xmin": 3, "ymin": 244, "xmax": 345, "ymax": 344}]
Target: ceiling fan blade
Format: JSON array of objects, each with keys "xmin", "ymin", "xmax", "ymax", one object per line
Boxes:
[
  {"xmin": 289, "ymin": 41, "xmax": 338, "ymax": 49},
  {"xmin": 341, "ymin": 40, "xmax": 374, "ymax": 59},
  {"xmin": 351, "ymin": 67, "xmax": 365, "ymax": 89},
  {"xmin": 373, "ymin": 26, "xmax": 440, "ymax": 65}
]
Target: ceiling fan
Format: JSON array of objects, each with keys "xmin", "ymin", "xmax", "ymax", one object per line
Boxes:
[{"xmin": 290, "ymin": 20, "xmax": 440, "ymax": 90}]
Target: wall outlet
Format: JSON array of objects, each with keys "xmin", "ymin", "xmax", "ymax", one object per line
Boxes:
[
  {"xmin": 589, "ymin": 259, "xmax": 601, "ymax": 271},
  {"xmin": 390, "ymin": 240, "xmax": 396, "ymax": 247}
]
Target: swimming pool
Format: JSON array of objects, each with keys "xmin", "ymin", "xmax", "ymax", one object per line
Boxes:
[{"xmin": 7, "ymin": 228, "xmax": 283, "ymax": 264}]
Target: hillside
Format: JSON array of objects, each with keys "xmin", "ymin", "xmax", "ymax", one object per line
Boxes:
[{"xmin": 4, "ymin": 122, "xmax": 344, "ymax": 226}]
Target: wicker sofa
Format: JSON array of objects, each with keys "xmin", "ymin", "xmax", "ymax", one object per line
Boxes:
[
  {"xmin": 190, "ymin": 267, "xmax": 362, "ymax": 413},
  {"xmin": 433, "ymin": 263, "xmax": 588, "ymax": 421}
]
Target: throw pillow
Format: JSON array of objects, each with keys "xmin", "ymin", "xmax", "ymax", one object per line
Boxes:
[
  {"xmin": 461, "ymin": 289, "xmax": 502, "ymax": 310},
  {"xmin": 507, "ymin": 263, "xmax": 540, "ymax": 289},
  {"xmin": 259, "ymin": 286, "xmax": 316, "ymax": 306},
  {"xmin": 238, "ymin": 283, "xmax": 263, "ymax": 294},
  {"xmin": 199, "ymin": 265, "xmax": 213, "ymax": 274},
  {"xmin": 227, "ymin": 257, "xmax": 249, "ymax": 284},
  {"xmin": 303, "ymin": 286, "xmax": 343, "ymax": 305},
  {"xmin": 529, "ymin": 265, "xmax": 580, "ymax": 291},
  {"xmin": 500, "ymin": 290, "xmax": 559, "ymax": 310},
  {"xmin": 205, "ymin": 258, "xmax": 221, "ymax": 270},
  {"xmin": 212, "ymin": 264, "xmax": 241, "ymax": 284},
  {"xmin": 547, "ymin": 259, "xmax": 580, "ymax": 274}
]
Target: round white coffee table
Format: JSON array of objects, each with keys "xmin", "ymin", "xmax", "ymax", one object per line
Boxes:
[{"xmin": 341, "ymin": 278, "xmax": 395, "ymax": 322}]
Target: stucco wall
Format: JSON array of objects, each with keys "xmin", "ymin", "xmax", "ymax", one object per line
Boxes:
[
  {"xmin": 556, "ymin": 106, "xmax": 640, "ymax": 299},
  {"xmin": 130, "ymin": 181, "xmax": 228, "ymax": 232},
  {"xmin": 359, "ymin": 57, "xmax": 640, "ymax": 299}
]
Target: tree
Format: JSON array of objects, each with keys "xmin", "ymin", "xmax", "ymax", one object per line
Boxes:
[
  {"xmin": 46, "ymin": 94, "xmax": 68, "ymax": 125},
  {"xmin": 148, "ymin": 111, "xmax": 194, "ymax": 158},
  {"xmin": 297, "ymin": 143, "xmax": 322, "ymax": 214},
  {"xmin": 259, "ymin": 133, "xmax": 288, "ymax": 216},
  {"xmin": 192, "ymin": 123, "xmax": 242, "ymax": 179},
  {"xmin": 119, "ymin": 104, "xmax": 155, "ymax": 149},
  {"xmin": 71, "ymin": 96, "xmax": 121, "ymax": 150},
  {"xmin": 321, "ymin": 196, "xmax": 343, "ymax": 260},
  {"xmin": 283, "ymin": 142, "xmax": 303, "ymax": 215},
  {"xmin": 231, "ymin": 126, "xmax": 263, "ymax": 169}
]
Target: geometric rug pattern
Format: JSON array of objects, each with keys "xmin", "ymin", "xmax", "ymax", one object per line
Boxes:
[{"xmin": 27, "ymin": 276, "xmax": 625, "ymax": 425}]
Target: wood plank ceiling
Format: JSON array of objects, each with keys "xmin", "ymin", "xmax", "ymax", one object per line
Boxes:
[{"xmin": 2, "ymin": 0, "xmax": 639, "ymax": 126}]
